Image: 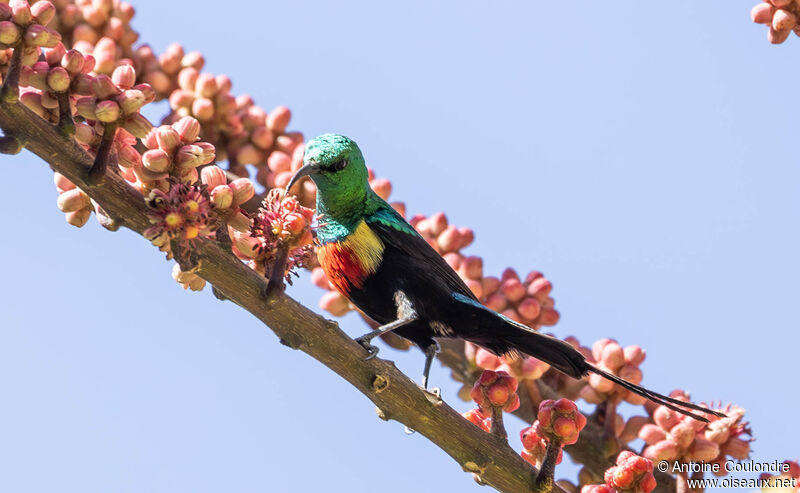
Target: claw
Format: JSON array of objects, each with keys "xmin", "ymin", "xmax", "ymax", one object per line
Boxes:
[{"xmin": 356, "ymin": 337, "xmax": 380, "ymax": 360}]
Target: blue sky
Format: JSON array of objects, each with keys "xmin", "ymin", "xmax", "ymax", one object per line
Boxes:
[{"xmin": 1, "ymin": 1, "xmax": 797, "ymax": 492}]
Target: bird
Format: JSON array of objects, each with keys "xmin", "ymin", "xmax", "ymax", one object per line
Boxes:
[{"xmin": 287, "ymin": 133, "xmax": 723, "ymax": 422}]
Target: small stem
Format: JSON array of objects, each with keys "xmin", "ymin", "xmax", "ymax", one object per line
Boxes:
[
  {"xmin": 676, "ymin": 471, "xmax": 689, "ymax": 493},
  {"xmin": 264, "ymin": 243, "xmax": 290, "ymax": 299},
  {"xmin": 56, "ymin": 92, "xmax": 75, "ymax": 136},
  {"xmin": 87, "ymin": 121, "xmax": 118, "ymax": 186},
  {"xmin": 1, "ymin": 44, "xmax": 23, "ymax": 103},
  {"xmin": 0, "ymin": 134, "xmax": 23, "ymax": 154},
  {"xmin": 534, "ymin": 438, "xmax": 562, "ymax": 493},
  {"xmin": 490, "ymin": 406, "xmax": 507, "ymax": 440}
]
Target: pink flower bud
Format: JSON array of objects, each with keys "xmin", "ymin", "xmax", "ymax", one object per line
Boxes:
[
  {"xmin": 46, "ymin": 66, "xmax": 70, "ymax": 92},
  {"xmin": 175, "ymin": 144, "xmax": 204, "ymax": 169},
  {"xmin": 122, "ymin": 112, "xmax": 152, "ymax": 138},
  {"xmin": 773, "ymin": 9, "xmax": 796, "ymax": 31},
  {"xmin": 31, "ymin": 1, "xmax": 55, "ymax": 25},
  {"xmin": 195, "ymin": 142, "xmax": 215, "ymax": 164},
  {"xmin": 517, "ymin": 297, "xmax": 541, "ymax": 321},
  {"xmin": 65, "ymin": 208, "xmax": 92, "ymax": 227},
  {"xmin": 230, "ymin": 177, "xmax": 254, "ymax": 205},
  {"xmin": 475, "ymin": 348, "xmax": 502, "ymax": 369},
  {"xmin": 768, "ymin": 27, "xmax": 791, "ymax": 44},
  {"xmin": 501, "ymin": 277, "xmax": 525, "ymax": 302},
  {"xmin": 460, "ymin": 256, "xmax": 483, "ymax": 280},
  {"xmin": 721, "ymin": 437, "xmax": 750, "ymax": 460},
  {"xmin": 91, "ymin": 74, "xmax": 119, "ymax": 99},
  {"xmin": 653, "ymin": 406, "xmax": 680, "ymax": 431},
  {"xmin": 618, "ymin": 364, "xmax": 643, "ymax": 385},
  {"xmin": 319, "ymin": 291, "xmax": 350, "ymax": 316},
  {"xmin": 484, "ymin": 293, "xmax": 507, "ymax": 312},
  {"xmin": 142, "ymin": 148, "xmax": 171, "ymax": 173},
  {"xmin": 169, "ymin": 90, "xmax": 194, "ymax": 110},
  {"xmin": 173, "ymin": 116, "xmax": 200, "ymax": 143},
  {"xmin": 195, "ymin": 72, "xmax": 217, "ymax": 98},
  {"xmin": 751, "ymin": 2, "xmax": 774, "ymax": 24},
  {"xmin": 436, "ymin": 225, "xmax": 462, "ymax": 253},
  {"xmin": 235, "ymin": 143, "xmax": 263, "ymax": 165},
  {"xmin": 638, "ymin": 424, "xmax": 667, "ymax": 445},
  {"xmin": 687, "ymin": 438, "xmax": 720, "ymax": 462},
  {"xmin": 57, "ymin": 188, "xmax": 91, "ymax": 212},
  {"xmin": 210, "ymin": 184, "xmax": 233, "ymax": 209},
  {"xmin": 667, "ymin": 422, "xmax": 695, "ymax": 449},
  {"xmin": 267, "ymin": 150, "xmax": 291, "ymax": 173},
  {"xmin": 201, "ymin": 166, "xmax": 227, "ymax": 189},
  {"xmin": 94, "ymin": 100, "xmax": 120, "ymax": 122},
  {"xmin": 111, "ymin": 64, "xmax": 136, "ymax": 89},
  {"xmin": 192, "ymin": 97, "xmax": 214, "ymax": 121},
  {"xmin": 156, "ymin": 126, "xmax": 181, "ymax": 153},
  {"xmin": 54, "ymin": 172, "xmax": 75, "ymax": 192},
  {"xmin": 11, "ymin": 1, "xmax": 33, "ymax": 26},
  {"xmin": 177, "ymin": 66, "xmax": 198, "ymax": 91},
  {"xmin": 0, "ymin": 4, "xmax": 10, "ymax": 22},
  {"xmin": 704, "ymin": 419, "xmax": 731, "ymax": 445},
  {"xmin": 61, "ymin": 49, "xmax": 84, "ymax": 75},
  {"xmin": 75, "ymin": 97, "xmax": 97, "ymax": 119},
  {"xmin": 370, "ymin": 178, "xmax": 392, "ymax": 200},
  {"xmin": 252, "ymin": 125, "xmax": 274, "ymax": 150},
  {"xmin": 267, "ymin": 105, "xmax": 291, "ymax": 133},
  {"xmin": 118, "ymin": 89, "xmax": 145, "ymax": 115},
  {"xmin": 134, "ymin": 83, "xmax": 155, "ymax": 104},
  {"xmin": 0, "ymin": 21, "xmax": 21, "ymax": 45}
]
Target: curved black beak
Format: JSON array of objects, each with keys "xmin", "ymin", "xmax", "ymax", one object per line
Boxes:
[{"xmin": 286, "ymin": 163, "xmax": 320, "ymax": 193}]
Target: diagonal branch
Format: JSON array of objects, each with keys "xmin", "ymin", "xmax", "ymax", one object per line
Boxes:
[{"xmin": 0, "ymin": 98, "xmax": 566, "ymax": 493}]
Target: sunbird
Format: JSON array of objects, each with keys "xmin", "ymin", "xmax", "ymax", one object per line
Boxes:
[{"xmin": 287, "ymin": 134, "xmax": 722, "ymax": 421}]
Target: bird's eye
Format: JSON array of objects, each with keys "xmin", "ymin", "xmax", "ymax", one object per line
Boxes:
[{"xmin": 332, "ymin": 159, "xmax": 348, "ymax": 171}]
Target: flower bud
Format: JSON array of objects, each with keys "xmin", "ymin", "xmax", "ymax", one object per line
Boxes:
[
  {"xmin": 46, "ymin": 66, "xmax": 70, "ymax": 92},
  {"xmin": 177, "ymin": 66, "xmax": 198, "ymax": 91},
  {"xmin": 235, "ymin": 143, "xmax": 263, "ymax": 165},
  {"xmin": 195, "ymin": 72, "xmax": 217, "ymax": 98},
  {"xmin": 721, "ymin": 437, "xmax": 750, "ymax": 460},
  {"xmin": 175, "ymin": 144, "xmax": 204, "ymax": 169},
  {"xmin": 638, "ymin": 424, "xmax": 667, "ymax": 445},
  {"xmin": 687, "ymin": 438, "xmax": 720, "ymax": 462},
  {"xmin": 173, "ymin": 116, "xmax": 200, "ymax": 143},
  {"xmin": 230, "ymin": 177, "xmax": 254, "ymax": 205},
  {"xmin": 134, "ymin": 83, "xmax": 155, "ymax": 104},
  {"xmin": 65, "ymin": 208, "xmax": 92, "ymax": 227},
  {"xmin": 319, "ymin": 291, "xmax": 350, "ymax": 316},
  {"xmin": 31, "ymin": 1, "xmax": 55, "ymax": 25},
  {"xmin": 91, "ymin": 74, "xmax": 119, "ymax": 99},
  {"xmin": 370, "ymin": 177, "xmax": 392, "ymax": 200},
  {"xmin": 267, "ymin": 105, "xmax": 291, "ymax": 133},
  {"xmin": 74, "ymin": 96, "xmax": 97, "ymax": 119},
  {"xmin": 252, "ymin": 125, "xmax": 274, "ymax": 150},
  {"xmin": 751, "ymin": 3, "xmax": 774, "ymax": 25},
  {"xmin": 111, "ymin": 64, "xmax": 136, "ymax": 89},
  {"xmin": 501, "ymin": 277, "xmax": 526, "ymax": 302},
  {"xmin": 773, "ymin": 9, "xmax": 796, "ymax": 31},
  {"xmin": 517, "ymin": 297, "xmax": 541, "ymax": 321},
  {"xmin": 118, "ymin": 89, "xmax": 145, "ymax": 115},
  {"xmin": 0, "ymin": 21, "xmax": 20, "ymax": 45},
  {"xmin": 142, "ymin": 148, "xmax": 171, "ymax": 173},
  {"xmin": 94, "ymin": 100, "xmax": 120, "ymax": 122},
  {"xmin": 57, "ymin": 188, "xmax": 91, "ymax": 212},
  {"xmin": 122, "ymin": 112, "xmax": 152, "ymax": 138},
  {"xmin": 201, "ymin": 165, "xmax": 227, "ymax": 189},
  {"xmin": 155, "ymin": 126, "xmax": 181, "ymax": 153},
  {"xmin": 210, "ymin": 184, "xmax": 233, "ymax": 209},
  {"xmin": 191, "ymin": 97, "xmax": 214, "ymax": 121}
]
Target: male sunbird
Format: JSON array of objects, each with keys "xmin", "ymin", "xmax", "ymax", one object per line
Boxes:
[{"xmin": 287, "ymin": 134, "xmax": 722, "ymax": 422}]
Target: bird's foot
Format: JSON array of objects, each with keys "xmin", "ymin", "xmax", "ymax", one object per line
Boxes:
[
  {"xmin": 355, "ymin": 337, "xmax": 380, "ymax": 360},
  {"xmin": 404, "ymin": 426, "xmax": 416, "ymax": 435},
  {"xmin": 422, "ymin": 386, "xmax": 442, "ymax": 405}
]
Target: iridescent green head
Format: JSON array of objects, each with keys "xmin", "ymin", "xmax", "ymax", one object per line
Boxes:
[{"xmin": 287, "ymin": 134, "xmax": 373, "ymax": 222}]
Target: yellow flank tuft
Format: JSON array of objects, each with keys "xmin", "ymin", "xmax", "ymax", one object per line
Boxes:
[{"xmin": 344, "ymin": 220, "xmax": 385, "ymax": 276}]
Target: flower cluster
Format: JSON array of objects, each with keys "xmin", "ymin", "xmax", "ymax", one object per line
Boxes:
[
  {"xmin": 0, "ymin": 1, "xmax": 60, "ymax": 50},
  {"xmin": 54, "ymin": 170, "xmax": 93, "ymax": 226},
  {"xmin": 602, "ymin": 451, "xmax": 657, "ymax": 493},
  {"xmin": 470, "ymin": 370, "xmax": 520, "ymax": 414},
  {"xmin": 234, "ymin": 188, "xmax": 315, "ymax": 281},
  {"xmin": 137, "ymin": 117, "xmax": 215, "ymax": 188},
  {"xmin": 580, "ymin": 339, "xmax": 647, "ymax": 406},
  {"xmin": 534, "ymin": 398, "xmax": 588, "ymax": 445},
  {"xmin": 144, "ymin": 180, "xmax": 212, "ymax": 245},
  {"xmin": 751, "ymin": 0, "xmax": 800, "ymax": 43},
  {"xmin": 641, "ymin": 395, "xmax": 751, "ymax": 475},
  {"xmin": 462, "ymin": 408, "xmax": 492, "ymax": 432}
]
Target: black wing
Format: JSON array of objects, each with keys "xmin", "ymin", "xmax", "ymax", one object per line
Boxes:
[{"xmin": 365, "ymin": 206, "xmax": 478, "ymax": 302}]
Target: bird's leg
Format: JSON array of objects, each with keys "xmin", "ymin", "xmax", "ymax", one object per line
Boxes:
[
  {"xmin": 421, "ymin": 342, "xmax": 441, "ymax": 398},
  {"xmin": 355, "ymin": 290, "xmax": 417, "ymax": 360},
  {"xmin": 355, "ymin": 315, "xmax": 416, "ymax": 360}
]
